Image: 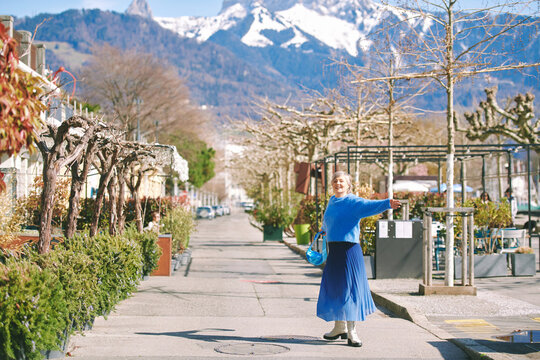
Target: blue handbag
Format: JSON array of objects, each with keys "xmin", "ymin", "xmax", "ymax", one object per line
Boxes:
[{"xmin": 306, "ymin": 231, "xmax": 327, "ymax": 266}]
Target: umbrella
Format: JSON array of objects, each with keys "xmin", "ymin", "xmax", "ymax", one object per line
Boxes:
[
  {"xmin": 429, "ymin": 183, "xmax": 473, "ymax": 193},
  {"xmin": 392, "ymin": 181, "xmax": 429, "ymax": 192}
]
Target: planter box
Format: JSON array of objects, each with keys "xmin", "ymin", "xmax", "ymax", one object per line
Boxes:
[
  {"xmin": 40, "ymin": 329, "xmax": 69, "ymax": 359},
  {"xmin": 510, "ymin": 253, "xmax": 536, "ymax": 276},
  {"xmin": 455, "ymin": 254, "xmax": 507, "ymax": 279},
  {"xmin": 263, "ymin": 225, "xmax": 283, "ymax": 241},
  {"xmin": 151, "ymin": 234, "xmax": 172, "ymax": 276},
  {"xmin": 364, "ymin": 255, "xmax": 374, "ymax": 279},
  {"xmin": 294, "ymin": 224, "xmax": 310, "ymax": 245}
]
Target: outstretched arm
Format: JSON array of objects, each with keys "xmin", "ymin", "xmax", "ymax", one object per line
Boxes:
[{"xmin": 355, "ymin": 198, "xmax": 400, "ymax": 218}]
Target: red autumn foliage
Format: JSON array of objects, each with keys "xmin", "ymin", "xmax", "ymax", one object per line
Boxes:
[{"xmin": 0, "ymin": 23, "xmax": 45, "ymax": 191}]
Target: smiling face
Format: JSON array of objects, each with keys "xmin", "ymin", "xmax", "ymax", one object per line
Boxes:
[{"xmin": 332, "ymin": 175, "xmax": 349, "ymax": 198}]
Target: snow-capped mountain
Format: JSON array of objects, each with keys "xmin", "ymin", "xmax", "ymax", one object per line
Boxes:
[
  {"xmin": 15, "ymin": 0, "xmax": 538, "ymax": 120},
  {"xmin": 155, "ymin": 0, "xmax": 422, "ymax": 57},
  {"xmin": 152, "ymin": 0, "xmax": 538, "ymax": 115}
]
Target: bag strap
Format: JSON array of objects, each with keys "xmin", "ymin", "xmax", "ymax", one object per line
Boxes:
[{"xmin": 309, "ymin": 231, "xmax": 325, "ymax": 251}]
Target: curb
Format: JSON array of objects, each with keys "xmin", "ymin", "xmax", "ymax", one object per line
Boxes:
[{"xmin": 282, "ymin": 238, "xmax": 503, "ymax": 360}]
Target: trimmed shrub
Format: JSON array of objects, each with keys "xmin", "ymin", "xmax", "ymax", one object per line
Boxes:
[
  {"xmin": 161, "ymin": 206, "xmax": 196, "ymax": 253},
  {"xmin": 0, "ymin": 257, "xmax": 69, "ymax": 360},
  {"xmin": 123, "ymin": 225, "xmax": 161, "ymax": 277}
]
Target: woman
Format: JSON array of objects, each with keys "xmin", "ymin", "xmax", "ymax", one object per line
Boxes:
[
  {"xmin": 145, "ymin": 211, "xmax": 161, "ymax": 233},
  {"xmin": 317, "ymin": 171, "xmax": 400, "ymax": 347}
]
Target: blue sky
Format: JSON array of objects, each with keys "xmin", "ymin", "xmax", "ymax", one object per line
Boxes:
[
  {"xmin": 2, "ymin": 0, "xmax": 224, "ymax": 18},
  {"xmin": 2, "ymin": 0, "xmax": 537, "ymax": 18}
]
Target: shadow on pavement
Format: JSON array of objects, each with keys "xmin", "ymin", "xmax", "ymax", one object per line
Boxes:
[
  {"xmin": 135, "ymin": 328, "xmax": 331, "ymax": 346},
  {"xmin": 473, "ymin": 339, "xmax": 540, "ymax": 355}
]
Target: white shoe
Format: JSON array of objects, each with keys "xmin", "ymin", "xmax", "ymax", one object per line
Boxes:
[
  {"xmin": 347, "ymin": 321, "xmax": 362, "ymax": 347},
  {"xmin": 323, "ymin": 320, "xmax": 348, "ymax": 340}
]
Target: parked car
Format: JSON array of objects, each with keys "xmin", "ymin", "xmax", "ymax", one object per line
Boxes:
[
  {"xmin": 212, "ymin": 205, "xmax": 224, "ymax": 216},
  {"xmin": 196, "ymin": 206, "xmax": 215, "ymax": 219},
  {"xmin": 242, "ymin": 202, "xmax": 255, "ymax": 212}
]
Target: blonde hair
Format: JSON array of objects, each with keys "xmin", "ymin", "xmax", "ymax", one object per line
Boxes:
[{"xmin": 331, "ymin": 171, "xmax": 353, "ymax": 194}]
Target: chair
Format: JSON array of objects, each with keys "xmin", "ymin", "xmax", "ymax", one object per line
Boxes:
[
  {"xmin": 432, "ymin": 221, "xmax": 445, "ymax": 270},
  {"xmin": 499, "ymin": 229, "xmax": 526, "ymax": 253}
]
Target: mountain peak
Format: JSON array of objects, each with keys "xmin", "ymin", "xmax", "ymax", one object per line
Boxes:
[{"xmin": 126, "ymin": 0, "xmax": 153, "ymax": 18}]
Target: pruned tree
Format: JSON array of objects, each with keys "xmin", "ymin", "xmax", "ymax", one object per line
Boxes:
[
  {"xmin": 64, "ymin": 121, "xmax": 108, "ymax": 238},
  {"xmin": 113, "ymin": 143, "xmax": 154, "ymax": 234},
  {"xmin": 124, "ymin": 150, "xmax": 156, "ymax": 232},
  {"xmin": 90, "ymin": 140, "xmax": 120, "ymax": 237},
  {"xmin": 456, "ymin": 87, "xmax": 538, "ymax": 148},
  {"xmin": 37, "ymin": 115, "xmax": 96, "ymax": 253}
]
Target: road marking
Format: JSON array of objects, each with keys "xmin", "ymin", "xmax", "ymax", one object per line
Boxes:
[{"xmin": 445, "ymin": 319, "xmax": 497, "ymax": 334}]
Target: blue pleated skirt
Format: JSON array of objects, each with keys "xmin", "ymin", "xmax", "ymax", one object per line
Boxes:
[{"xmin": 316, "ymin": 242, "xmax": 376, "ymax": 321}]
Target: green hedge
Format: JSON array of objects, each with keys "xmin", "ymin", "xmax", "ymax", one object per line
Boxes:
[
  {"xmin": 161, "ymin": 206, "xmax": 196, "ymax": 253},
  {"xmin": 0, "ymin": 229, "xmax": 160, "ymax": 359},
  {"xmin": 123, "ymin": 225, "xmax": 162, "ymax": 277},
  {"xmin": 0, "ymin": 258, "xmax": 69, "ymax": 360}
]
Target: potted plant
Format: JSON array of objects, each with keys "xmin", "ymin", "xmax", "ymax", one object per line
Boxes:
[
  {"xmin": 293, "ymin": 198, "xmax": 311, "ymax": 245},
  {"xmin": 253, "ymin": 202, "xmax": 294, "ymax": 241},
  {"xmin": 359, "ymin": 214, "xmax": 380, "ymax": 279},
  {"xmin": 455, "ymin": 198, "xmax": 512, "ymax": 278},
  {"xmin": 510, "ymin": 246, "xmax": 536, "ymax": 276},
  {"xmin": 354, "ymin": 185, "xmax": 384, "ymax": 279}
]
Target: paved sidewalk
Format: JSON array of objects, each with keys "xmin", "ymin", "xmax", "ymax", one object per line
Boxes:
[
  {"xmin": 284, "ymin": 238, "xmax": 540, "ymax": 360},
  {"xmin": 64, "ymin": 212, "xmax": 469, "ymax": 359}
]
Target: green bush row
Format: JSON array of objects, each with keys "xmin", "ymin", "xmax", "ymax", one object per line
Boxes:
[
  {"xmin": 161, "ymin": 206, "xmax": 196, "ymax": 253},
  {"xmin": 0, "ymin": 229, "xmax": 161, "ymax": 360}
]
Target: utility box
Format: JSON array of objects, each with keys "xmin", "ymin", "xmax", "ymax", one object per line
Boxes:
[
  {"xmin": 375, "ymin": 220, "xmax": 423, "ymax": 279},
  {"xmin": 152, "ymin": 234, "xmax": 172, "ymax": 276}
]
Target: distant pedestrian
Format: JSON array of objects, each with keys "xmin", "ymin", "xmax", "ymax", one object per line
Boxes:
[
  {"xmin": 145, "ymin": 211, "xmax": 161, "ymax": 233},
  {"xmin": 480, "ymin": 191, "xmax": 491, "ymax": 203},
  {"xmin": 317, "ymin": 171, "xmax": 400, "ymax": 347},
  {"xmin": 504, "ymin": 188, "xmax": 518, "ymax": 225}
]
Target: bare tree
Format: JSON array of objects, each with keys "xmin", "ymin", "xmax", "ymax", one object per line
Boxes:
[
  {"xmin": 80, "ymin": 44, "xmax": 206, "ymax": 141},
  {"xmin": 113, "ymin": 144, "xmax": 155, "ymax": 234},
  {"xmin": 37, "ymin": 115, "xmax": 96, "ymax": 253},
  {"xmin": 456, "ymin": 87, "xmax": 539, "ymax": 148},
  {"xmin": 124, "ymin": 152, "xmax": 156, "ymax": 232},
  {"xmin": 65, "ymin": 127, "xmax": 101, "ymax": 239},
  {"xmin": 354, "ymin": 0, "xmax": 540, "ymax": 286},
  {"xmin": 90, "ymin": 141, "xmax": 120, "ymax": 237}
]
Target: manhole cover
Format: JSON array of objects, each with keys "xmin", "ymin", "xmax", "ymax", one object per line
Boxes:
[{"xmin": 215, "ymin": 343, "xmax": 290, "ymax": 355}]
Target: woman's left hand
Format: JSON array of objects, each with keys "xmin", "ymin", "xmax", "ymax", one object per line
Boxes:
[{"xmin": 390, "ymin": 199, "xmax": 401, "ymax": 209}]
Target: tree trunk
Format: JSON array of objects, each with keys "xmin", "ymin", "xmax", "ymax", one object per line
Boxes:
[
  {"xmin": 90, "ymin": 174, "xmax": 108, "ymax": 237},
  {"xmin": 38, "ymin": 167, "xmax": 58, "ymax": 254},
  {"xmin": 117, "ymin": 171, "xmax": 127, "ymax": 233},
  {"xmin": 134, "ymin": 190, "xmax": 143, "ymax": 232},
  {"xmin": 65, "ymin": 171, "xmax": 82, "ymax": 239},
  {"xmin": 90, "ymin": 149, "xmax": 119, "ymax": 236},
  {"xmin": 66, "ymin": 140, "xmax": 97, "ymax": 238},
  {"xmin": 127, "ymin": 169, "xmax": 144, "ymax": 232},
  {"xmin": 445, "ymin": 4, "xmax": 456, "ymax": 287},
  {"xmin": 108, "ymin": 174, "xmax": 118, "ymax": 235},
  {"xmin": 387, "ymin": 78, "xmax": 395, "ymax": 220}
]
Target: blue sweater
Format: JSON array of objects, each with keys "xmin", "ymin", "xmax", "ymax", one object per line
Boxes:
[{"xmin": 322, "ymin": 194, "xmax": 391, "ymax": 243}]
